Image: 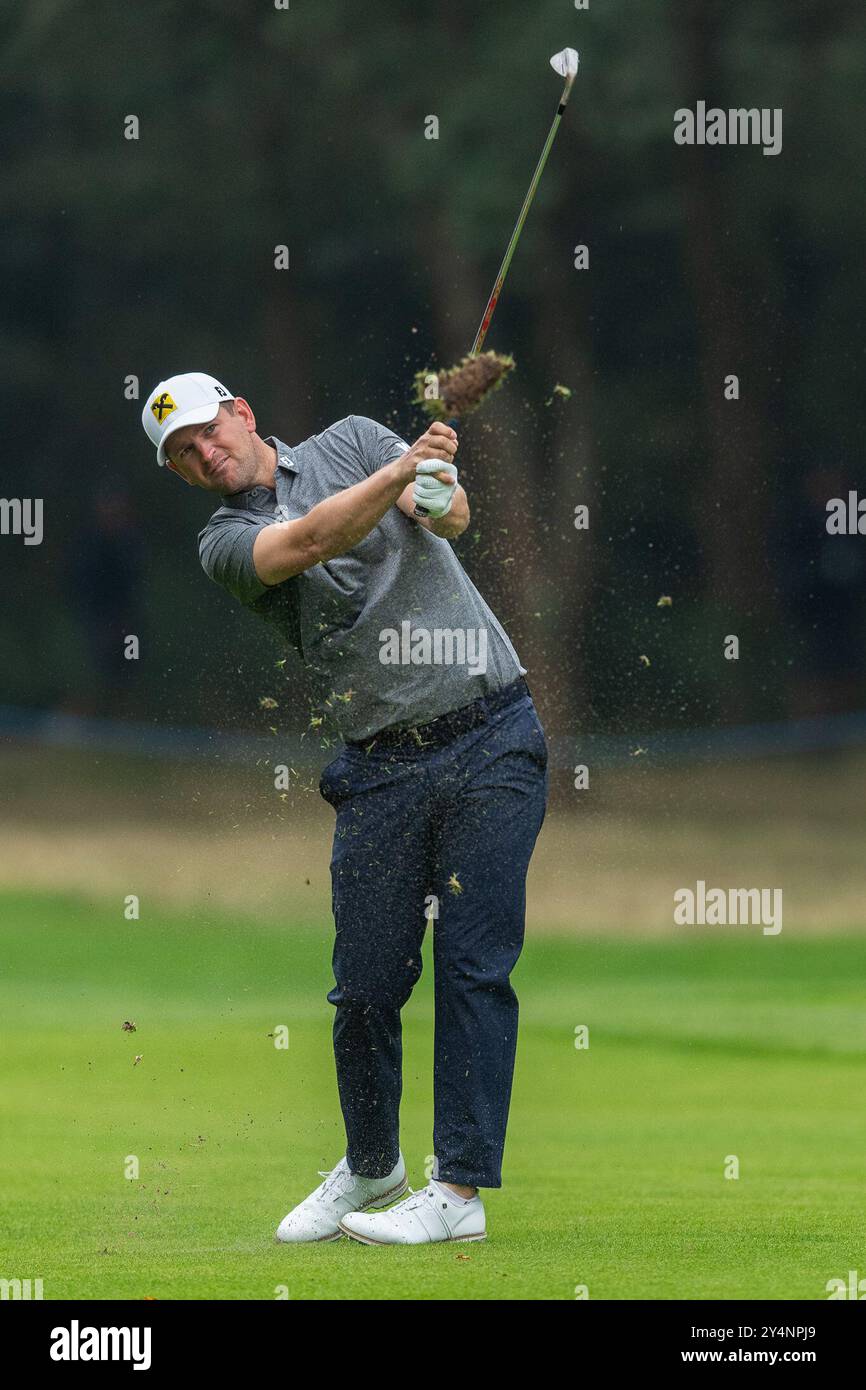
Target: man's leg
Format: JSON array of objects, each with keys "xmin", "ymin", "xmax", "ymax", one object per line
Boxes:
[
  {"xmin": 428, "ymin": 696, "xmax": 548, "ymax": 1190},
  {"xmin": 321, "ymin": 746, "xmax": 434, "ymax": 1178}
]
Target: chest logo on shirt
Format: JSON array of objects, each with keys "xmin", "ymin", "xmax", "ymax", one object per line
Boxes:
[{"xmin": 151, "ymin": 392, "xmax": 177, "ymax": 423}]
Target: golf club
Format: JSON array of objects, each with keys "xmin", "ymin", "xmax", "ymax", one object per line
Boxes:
[{"xmin": 414, "ymin": 46, "xmax": 580, "ymax": 516}]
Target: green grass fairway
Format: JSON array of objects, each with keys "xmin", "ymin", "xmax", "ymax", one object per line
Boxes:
[{"xmin": 2, "ymin": 889, "xmax": 865, "ymax": 1301}]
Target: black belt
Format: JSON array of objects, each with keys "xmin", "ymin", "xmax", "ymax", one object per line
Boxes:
[{"xmin": 348, "ymin": 677, "xmax": 530, "ymax": 751}]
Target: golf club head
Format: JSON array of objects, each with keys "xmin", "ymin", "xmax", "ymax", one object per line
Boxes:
[{"xmin": 550, "ymin": 47, "xmax": 579, "ymax": 83}]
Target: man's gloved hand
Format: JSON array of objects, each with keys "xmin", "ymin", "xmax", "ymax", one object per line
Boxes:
[{"xmin": 413, "ymin": 458, "xmax": 457, "ymax": 519}]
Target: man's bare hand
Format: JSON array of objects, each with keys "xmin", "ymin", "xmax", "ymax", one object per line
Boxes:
[{"xmin": 394, "ymin": 422, "xmax": 458, "ymax": 487}]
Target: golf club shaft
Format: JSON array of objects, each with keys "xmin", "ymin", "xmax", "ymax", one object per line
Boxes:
[
  {"xmin": 415, "ymin": 67, "xmax": 577, "ymax": 516},
  {"xmin": 469, "ymin": 73, "xmax": 577, "ymax": 359}
]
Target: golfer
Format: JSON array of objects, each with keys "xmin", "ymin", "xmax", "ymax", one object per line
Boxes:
[{"xmin": 142, "ymin": 371, "xmax": 548, "ymax": 1245}]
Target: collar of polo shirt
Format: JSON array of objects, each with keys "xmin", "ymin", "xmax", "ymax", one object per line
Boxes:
[
  {"xmin": 223, "ymin": 435, "xmax": 298, "ymax": 507},
  {"xmin": 266, "ymin": 435, "xmax": 298, "ymax": 475}
]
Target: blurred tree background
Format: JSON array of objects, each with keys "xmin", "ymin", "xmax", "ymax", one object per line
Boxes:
[{"xmin": 1, "ymin": 0, "xmax": 864, "ymax": 738}]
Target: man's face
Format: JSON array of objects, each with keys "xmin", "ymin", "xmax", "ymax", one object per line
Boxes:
[{"xmin": 165, "ymin": 399, "xmax": 261, "ymax": 494}]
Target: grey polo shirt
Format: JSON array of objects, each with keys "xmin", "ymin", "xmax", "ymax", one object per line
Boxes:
[{"xmin": 198, "ymin": 415, "xmax": 525, "ymax": 740}]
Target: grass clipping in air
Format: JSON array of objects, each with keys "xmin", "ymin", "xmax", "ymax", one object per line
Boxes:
[{"xmin": 413, "ymin": 351, "xmax": 515, "ymax": 422}]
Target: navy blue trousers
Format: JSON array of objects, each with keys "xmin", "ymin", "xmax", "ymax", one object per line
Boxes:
[{"xmin": 318, "ymin": 685, "xmax": 548, "ymax": 1188}]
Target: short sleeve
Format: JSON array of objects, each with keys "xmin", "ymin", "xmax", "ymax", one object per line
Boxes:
[
  {"xmin": 198, "ymin": 513, "xmax": 272, "ymax": 606},
  {"xmin": 349, "ymin": 415, "xmax": 410, "ymax": 475}
]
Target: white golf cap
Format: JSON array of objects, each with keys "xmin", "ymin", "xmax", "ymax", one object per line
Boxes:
[{"xmin": 142, "ymin": 372, "xmax": 235, "ymax": 466}]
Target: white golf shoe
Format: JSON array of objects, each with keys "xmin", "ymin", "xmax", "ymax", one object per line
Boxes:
[
  {"xmin": 275, "ymin": 1153, "xmax": 408, "ymax": 1243},
  {"xmin": 339, "ymin": 1181, "xmax": 487, "ymax": 1245}
]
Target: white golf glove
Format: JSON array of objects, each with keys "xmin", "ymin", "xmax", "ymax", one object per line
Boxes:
[{"xmin": 413, "ymin": 458, "xmax": 457, "ymax": 518}]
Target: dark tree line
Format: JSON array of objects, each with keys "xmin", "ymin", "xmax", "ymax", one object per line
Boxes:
[{"xmin": 1, "ymin": 0, "xmax": 865, "ymax": 735}]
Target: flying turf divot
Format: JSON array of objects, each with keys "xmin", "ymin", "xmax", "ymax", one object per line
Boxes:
[{"xmin": 412, "ymin": 352, "xmax": 516, "ymax": 423}]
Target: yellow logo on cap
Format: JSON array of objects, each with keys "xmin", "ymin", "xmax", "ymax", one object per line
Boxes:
[{"xmin": 151, "ymin": 392, "xmax": 177, "ymax": 424}]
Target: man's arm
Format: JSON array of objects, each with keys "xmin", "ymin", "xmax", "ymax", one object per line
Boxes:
[
  {"xmin": 349, "ymin": 414, "xmax": 467, "ymax": 539},
  {"xmin": 395, "ymin": 481, "xmax": 470, "ymax": 539},
  {"xmin": 252, "ymin": 422, "xmax": 457, "ymax": 585}
]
